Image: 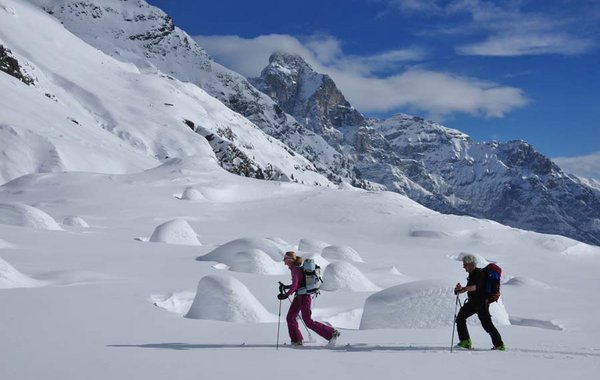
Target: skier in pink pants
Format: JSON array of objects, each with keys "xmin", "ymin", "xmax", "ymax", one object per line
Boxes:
[{"xmin": 278, "ymin": 251, "xmax": 340, "ymax": 346}]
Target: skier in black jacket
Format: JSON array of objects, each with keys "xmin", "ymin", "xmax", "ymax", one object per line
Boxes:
[{"xmin": 454, "ymin": 254, "xmax": 505, "ymax": 351}]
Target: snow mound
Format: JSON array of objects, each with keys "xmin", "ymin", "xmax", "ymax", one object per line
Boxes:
[
  {"xmin": 185, "ymin": 275, "xmax": 276, "ymax": 323},
  {"xmin": 62, "ymin": 216, "xmax": 90, "ymax": 228},
  {"xmin": 298, "ymin": 238, "xmax": 329, "ymax": 253},
  {"xmin": 321, "ymin": 307, "xmax": 364, "ymax": 330},
  {"xmin": 228, "ymin": 249, "xmax": 287, "ymax": 275},
  {"xmin": 150, "ymin": 291, "xmax": 195, "ymax": 316},
  {"xmin": 321, "ymin": 245, "xmax": 364, "ymax": 262},
  {"xmin": 265, "ymin": 237, "xmax": 292, "ymax": 251},
  {"xmin": 149, "ymin": 218, "xmax": 201, "ymax": 245},
  {"xmin": 0, "ymin": 203, "xmax": 62, "ymax": 230},
  {"xmin": 197, "ymin": 237, "xmax": 283, "ymax": 265},
  {"xmin": 0, "ymin": 256, "xmax": 43, "ymax": 289},
  {"xmin": 539, "ymin": 237, "xmax": 572, "ymax": 252},
  {"xmin": 0, "ymin": 239, "xmax": 15, "ymax": 249},
  {"xmin": 179, "ymin": 187, "xmax": 205, "ymax": 201},
  {"xmin": 562, "ymin": 243, "xmax": 599, "ymax": 256},
  {"xmin": 509, "ymin": 316, "xmax": 563, "ymax": 331},
  {"xmin": 369, "ymin": 265, "xmax": 403, "ymax": 276},
  {"xmin": 504, "ymin": 276, "xmax": 551, "ymax": 289},
  {"xmin": 360, "ymin": 280, "xmax": 510, "ymax": 330},
  {"xmin": 321, "ymin": 261, "xmax": 380, "ymax": 292}
]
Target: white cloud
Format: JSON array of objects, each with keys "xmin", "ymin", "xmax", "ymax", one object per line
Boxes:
[
  {"xmin": 329, "ymin": 69, "xmax": 528, "ymax": 118},
  {"xmin": 457, "ymin": 32, "xmax": 594, "ymax": 57},
  {"xmin": 193, "ymin": 34, "xmax": 311, "ymax": 78},
  {"xmin": 389, "ymin": 0, "xmax": 597, "ymax": 57},
  {"xmin": 193, "ymin": 34, "xmax": 528, "ymax": 118},
  {"xmin": 553, "ymin": 152, "xmax": 600, "ymax": 181}
]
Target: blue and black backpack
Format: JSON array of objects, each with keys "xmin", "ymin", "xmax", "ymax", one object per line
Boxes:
[{"xmin": 482, "ymin": 263, "xmax": 502, "ymax": 303}]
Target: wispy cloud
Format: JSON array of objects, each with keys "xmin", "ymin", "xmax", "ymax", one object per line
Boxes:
[
  {"xmin": 553, "ymin": 152, "xmax": 600, "ymax": 181},
  {"xmin": 388, "ymin": 0, "xmax": 597, "ymax": 56},
  {"xmin": 193, "ymin": 33, "xmax": 528, "ymax": 118},
  {"xmin": 457, "ymin": 33, "xmax": 594, "ymax": 56},
  {"xmin": 193, "ymin": 34, "xmax": 425, "ymax": 77}
]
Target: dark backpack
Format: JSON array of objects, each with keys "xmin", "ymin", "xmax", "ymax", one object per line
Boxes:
[{"xmin": 482, "ymin": 263, "xmax": 502, "ymax": 303}]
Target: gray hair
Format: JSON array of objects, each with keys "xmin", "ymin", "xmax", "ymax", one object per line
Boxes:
[{"xmin": 461, "ymin": 254, "xmax": 477, "ymax": 265}]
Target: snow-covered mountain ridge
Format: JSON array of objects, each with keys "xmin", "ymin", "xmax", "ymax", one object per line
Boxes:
[
  {"xmin": 253, "ymin": 53, "xmax": 600, "ymax": 246},
  {"xmin": 25, "ymin": 0, "xmax": 359, "ymax": 185},
  {"xmin": 0, "ymin": 0, "xmax": 331, "ymax": 186}
]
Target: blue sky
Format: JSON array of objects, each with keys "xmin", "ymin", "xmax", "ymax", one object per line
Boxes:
[{"xmin": 146, "ymin": 0, "xmax": 600, "ymax": 179}]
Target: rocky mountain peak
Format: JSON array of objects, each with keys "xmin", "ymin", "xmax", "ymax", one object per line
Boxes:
[
  {"xmin": 253, "ymin": 51, "xmax": 366, "ymax": 145},
  {"xmin": 267, "ymin": 51, "xmax": 313, "ymax": 72}
]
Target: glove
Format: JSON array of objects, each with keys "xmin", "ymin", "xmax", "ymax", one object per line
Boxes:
[
  {"xmin": 277, "ymin": 293, "xmax": 288, "ymax": 300},
  {"xmin": 454, "ymin": 283, "xmax": 463, "ymax": 295}
]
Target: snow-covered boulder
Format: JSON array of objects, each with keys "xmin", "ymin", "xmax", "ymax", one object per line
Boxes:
[
  {"xmin": 197, "ymin": 237, "xmax": 284, "ymax": 264},
  {"xmin": 62, "ymin": 216, "xmax": 90, "ymax": 228},
  {"xmin": 0, "ymin": 203, "xmax": 62, "ymax": 230},
  {"xmin": 359, "ymin": 280, "xmax": 510, "ymax": 330},
  {"xmin": 180, "ymin": 187, "xmax": 205, "ymax": 201},
  {"xmin": 228, "ymin": 249, "xmax": 287, "ymax": 275},
  {"xmin": 321, "ymin": 261, "xmax": 380, "ymax": 292},
  {"xmin": 321, "ymin": 245, "xmax": 364, "ymax": 262},
  {"xmin": 149, "ymin": 218, "xmax": 201, "ymax": 245},
  {"xmin": 0, "ymin": 256, "xmax": 43, "ymax": 289},
  {"xmin": 298, "ymin": 238, "xmax": 329, "ymax": 254},
  {"xmin": 504, "ymin": 276, "xmax": 551, "ymax": 289},
  {"xmin": 185, "ymin": 275, "xmax": 276, "ymax": 323}
]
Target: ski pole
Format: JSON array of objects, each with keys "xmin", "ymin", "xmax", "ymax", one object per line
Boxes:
[
  {"xmin": 276, "ymin": 298, "xmax": 282, "ymax": 350},
  {"xmin": 276, "ymin": 282, "xmax": 286, "ymax": 350},
  {"xmin": 451, "ymin": 295, "xmax": 460, "ymax": 352}
]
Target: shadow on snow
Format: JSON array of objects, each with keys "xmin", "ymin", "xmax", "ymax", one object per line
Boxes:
[{"xmin": 108, "ymin": 343, "xmax": 600, "ymax": 357}]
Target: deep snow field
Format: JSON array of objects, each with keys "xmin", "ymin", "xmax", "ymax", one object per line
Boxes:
[{"xmin": 1, "ymin": 156, "xmax": 599, "ymax": 380}]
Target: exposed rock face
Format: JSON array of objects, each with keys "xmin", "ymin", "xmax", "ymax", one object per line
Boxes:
[
  {"xmin": 0, "ymin": 45, "xmax": 35, "ymax": 86},
  {"xmin": 252, "ymin": 52, "xmax": 366, "ymax": 145},
  {"xmin": 376, "ymin": 115, "xmax": 600, "ymax": 245}
]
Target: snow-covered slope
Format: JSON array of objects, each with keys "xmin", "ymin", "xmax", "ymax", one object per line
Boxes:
[
  {"xmin": 0, "ymin": 0, "xmax": 331, "ymax": 186},
  {"xmin": 1, "ymin": 153, "xmax": 599, "ymax": 379},
  {"xmin": 25, "ymin": 0, "xmax": 352, "ymax": 184}
]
